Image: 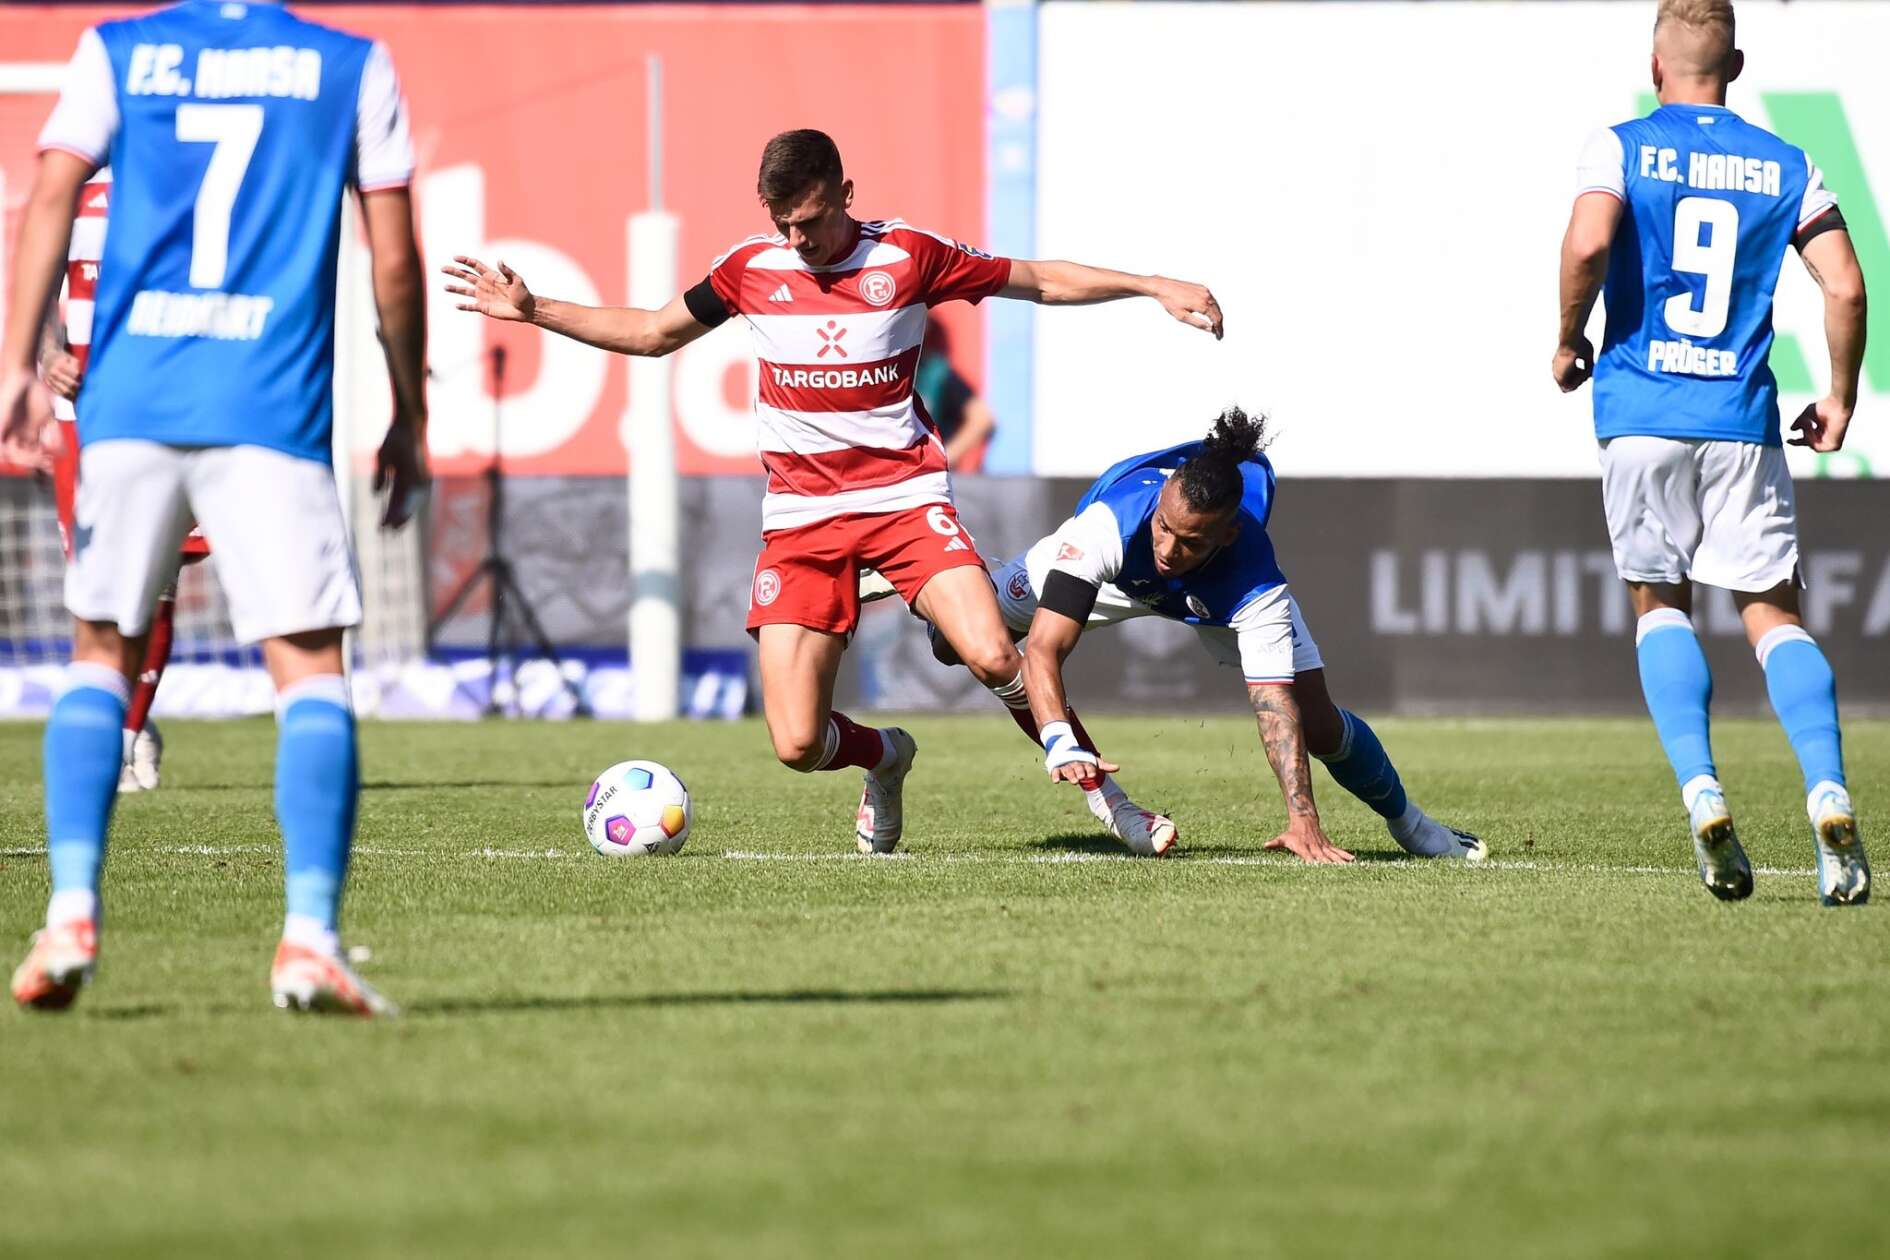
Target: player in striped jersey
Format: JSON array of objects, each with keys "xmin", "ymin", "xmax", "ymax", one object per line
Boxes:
[
  {"xmin": 447, "ymin": 129, "xmax": 1223, "ymax": 852},
  {"xmin": 37, "ymin": 173, "xmax": 207, "ymax": 793}
]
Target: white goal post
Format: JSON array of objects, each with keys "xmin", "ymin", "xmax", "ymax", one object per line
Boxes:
[{"xmin": 624, "ymin": 53, "xmax": 682, "ymax": 723}]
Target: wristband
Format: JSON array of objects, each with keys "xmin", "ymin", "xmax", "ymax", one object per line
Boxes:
[{"xmin": 1040, "ymin": 720, "xmax": 1095, "ymax": 772}]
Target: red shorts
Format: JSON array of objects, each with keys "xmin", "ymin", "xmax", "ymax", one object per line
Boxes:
[
  {"xmin": 747, "ymin": 501, "xmax": 987, "ymax": 636},
  {"xmin": 53, "ymin": 420, "xmax": 211, "ymax": 565}
]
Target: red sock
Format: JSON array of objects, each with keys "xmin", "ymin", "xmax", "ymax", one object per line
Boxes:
[
  {"xmin": 991, "ymin": 673, "xmax": 1043, "ymax": 741},
  {"xmin": 1003, "ymin": 703, "xmax": 1039, "ymax": 743},
  {"xmin": 126, "ymin": 591, "xmax": 176, "ymax": 737},
  {"xmin": 823, "ymin": 710, "xmax": 888, "ymax": 773}
]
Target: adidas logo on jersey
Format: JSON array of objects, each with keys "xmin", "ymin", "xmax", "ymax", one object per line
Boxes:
[
  {"xmin": 943, "ymin": 536, "xmax": 970, "ymax": 553},
  {"xmin": 768, "ymin": 285, "xmax": 793, "ymax": 303}
]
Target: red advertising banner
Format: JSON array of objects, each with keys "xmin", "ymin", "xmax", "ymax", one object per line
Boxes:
[{"xmin": 0, "ymin": 2, "xmax": 988, "ymax": 476}]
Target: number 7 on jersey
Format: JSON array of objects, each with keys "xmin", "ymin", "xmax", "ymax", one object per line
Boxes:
[{"xmin": 175, "ymin": 103, "xmax": 263, "ymax": 289}]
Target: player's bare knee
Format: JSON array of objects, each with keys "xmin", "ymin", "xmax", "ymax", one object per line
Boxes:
[
  {"xmin": 962, "ymin": 638, "xmax": 1023, "ymax": 688},
  {"xmin": 1733, "ymin": 581, "xmax": 1802, "ymax": 647},
  {"xmin": 71, "ymin": 619, "xmax": 130, "ymax": 676},
  {"xmin": 771, "ymin": 728, "xmax": 826, "ymax": 772}
]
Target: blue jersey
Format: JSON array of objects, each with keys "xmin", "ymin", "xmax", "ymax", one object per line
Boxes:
[
  {"xmin": 46, "ymin": 2, "xmax": 408, "ymax": 464},
  {"xmin": 1585, "ymin": 104, "xmax": 1835, "ymax": 446},
  {"xmin": 1070, "ymin": 440, "xmax": 1286, "ymax": 628}
]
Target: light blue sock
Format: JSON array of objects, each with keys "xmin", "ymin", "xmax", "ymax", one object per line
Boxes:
[
  {"xmin": 1757, "ymin": 625, "xmax": 1844, "ymax": 794},
  {"xmin": 44, "ymin": 663, "xmax": 130, "ymax": 918},
  {"xmin": 1636, "ymin": 609, "xmax": 1717, "ymax": 790},
  {"xmin": 275, "ymin": 676, "xmax": 358, "ymax": 932},
  {"xmin": 1313, "ymin": 709, "xmax": 1409, "ymax": 821}
]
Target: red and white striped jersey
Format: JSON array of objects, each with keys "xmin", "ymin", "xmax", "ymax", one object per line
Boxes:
[
  {"xmin": 706, "ymin": 219, "xmax": 1010, "ymax": 532},
  {"xmin": 52, "ymin": 172, "xmax": 111, "ymax": 422}
]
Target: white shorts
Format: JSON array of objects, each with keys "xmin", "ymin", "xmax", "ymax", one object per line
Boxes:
[
  {"xmin": 991, "ymin": 549, "xmax": 1325, "ymax": 678},
  {"xmin": 65, "ymin": 440, "xmax": 362, "ymax": 643},
  {"xmin": 1599, "ymin": 436, "xmax": 1800, "ymax": 592}
]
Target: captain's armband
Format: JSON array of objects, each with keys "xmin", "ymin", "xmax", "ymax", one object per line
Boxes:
[{"xmin": 1040, "ymin": 569, "xmax": 1100, "ymax": 624}]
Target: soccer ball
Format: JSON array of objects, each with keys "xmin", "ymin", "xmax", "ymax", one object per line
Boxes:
[{"xmin": 582, "ymin": 760, "xmax": 692, "ymax": 857}]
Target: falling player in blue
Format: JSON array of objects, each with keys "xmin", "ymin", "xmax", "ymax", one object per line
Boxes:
[
  {"xmin": 975, "ymin": 408, "xmax": 1483, "ymax": 864},
  {"xmin": 1553, "ymin": 0, "xmax": 1869, "ymax": 905},
  {"xmin": 0, "ymin": 0, "xmax": 431, "ymax": 1012}
]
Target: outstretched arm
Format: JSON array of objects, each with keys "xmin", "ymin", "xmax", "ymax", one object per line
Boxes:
[
  {"xmin": 1003, "ymin": 258, "xmax": 1223, "ymax": 339},
  {"xmin": 443, "ymin": 256, "xmax": 712, "ymax": 358},
  {"xmin": 1022, "ymin": 602, "xmax": 1099, "ymax": 785},
  {"xmin": 1247, "ymin": 682, "xmax": 1353, "ymax": 864},
  {"xmin": 1789, "ymin": 228, "xmax": 1867, "ymax": 453},
  {"xmin": 1552, "ymin": 191, "xmax": 1622, "ymax": 393}
]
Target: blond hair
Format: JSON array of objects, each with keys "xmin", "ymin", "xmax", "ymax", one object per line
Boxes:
[{"xmin": 1655, "ymin": 0, "xmax": 1736, "ymax": 73}]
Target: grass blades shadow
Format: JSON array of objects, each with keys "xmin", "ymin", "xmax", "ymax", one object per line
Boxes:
[
  {"xmin": 1027, "ymin": 833, "xmax": 1253, "ymax": 858},
  {"xmin": 411, "ymin": 988, "xmax": 1013, "ymax": 1017}
]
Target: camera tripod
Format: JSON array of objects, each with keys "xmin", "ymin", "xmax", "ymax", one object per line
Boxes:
[{"xmin": 427, "ymin": 345, "xmax": 591, "ymax": 717}]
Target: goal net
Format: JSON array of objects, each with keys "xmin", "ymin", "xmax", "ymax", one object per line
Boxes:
[{"xmin": 0, "ymin": 67, "xmax": 429, "ymax": 717}]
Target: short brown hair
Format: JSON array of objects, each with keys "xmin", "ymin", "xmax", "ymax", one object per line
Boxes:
[{"xmin": 757, "ymin": 129, "xmax": 844, "ymax": 204}]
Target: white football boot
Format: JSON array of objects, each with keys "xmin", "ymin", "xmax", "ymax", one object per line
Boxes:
[
  {"xmin": 1807, "ymin": 782, "xmax": 1869, "ymax": 908},
  {"xmin": 1085, "ymin": 783, "xmax": 1178, "ymax": 856},
  {"xmin": 1688, "ymin": 785, "xmax": 1754, "ymax": 902},
  {"xmin": 11, "ymin": 919, "xmax": 98, "ymax": 1012},
  {"xmin": 1408, "ymin": 817, "xmax": 1488, "ymax": 861},
  {"xmin": 271, "ymin": 940, "xmax": 399, "ymax": 1017},
  {"xmin": 1389, "ymin": 805, "xmax": 1487, "ymax": 860},
  {"xmin": 117, "ymin": 722, "xmax": 162, "ymax": 793},
  {"xmin": 855, "ymin": 727, "xmax": 918, "ymax": 854},
  {"xmin": 858, "ymin": 569, "xmax": 900, "ymax": 606}
]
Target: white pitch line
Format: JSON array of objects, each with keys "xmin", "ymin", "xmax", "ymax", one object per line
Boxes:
[
  {"xmin": 722, "ymin": 849, "xmax": 913, "ymax": 862},
  {"xmin": 714, "ymin": 849, "xmax": 1823, "ymax": 879},
  {"xmin": 0, "ymin": 845, "xmax": 1822, "ymax": 879}
]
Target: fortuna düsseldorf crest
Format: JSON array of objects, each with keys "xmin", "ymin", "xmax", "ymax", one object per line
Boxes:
[{"xmin": 859, "ymin": 270, "xmax": 897, "ymax": 306}]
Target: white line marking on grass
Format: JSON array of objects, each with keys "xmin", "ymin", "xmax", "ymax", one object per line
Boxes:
[
  {"xmin": 714, "ymin": 849, "xmax": 1822, "ymax": 878},
  {"xmin": 0, "ymin": 845, "xmax": 1821, "ymax": 879},
  {"xmin": 722, "ymin": 850, "xmax": 913, "ymax": 862}
]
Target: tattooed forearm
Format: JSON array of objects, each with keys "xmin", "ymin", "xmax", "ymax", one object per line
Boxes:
[{"xmin": 1249, "ymin": 683, "xmax": 1317, "ymax": 819}]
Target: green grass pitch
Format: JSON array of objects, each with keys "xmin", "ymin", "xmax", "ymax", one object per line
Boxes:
[{"xmin": 3, "ymin": 714, "xmax": 1887, "ymax": 1258}]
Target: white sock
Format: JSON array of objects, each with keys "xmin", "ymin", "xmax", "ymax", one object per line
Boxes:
[
  {"xmin": 988, "ymin": 672, "xmax": 1030, "ymax": 712},
  {"xmin": 1086, "ymin": 773, "xmax": 1128, "ymax": 811},
  {"xmin": 46, "ymin": 888, "xmax": 98, "ymax": 929},
  {"xmin": 282, "ymin": 913, "xmax": 341, "ymax": 959},
  {"xmin": 121, "ymin": 726, "xmax": 138, "ymax": 766},
  {"xmin": 871, "ymin": 730, "xmax": 896, "ymax": 776},
  {"xmin": 1680, "ymin": 774, "xmax": 1721, "ymax": 814},
  {"xmin": 807, "ymin": 719, "xmax": 841, "ymax": 773}
]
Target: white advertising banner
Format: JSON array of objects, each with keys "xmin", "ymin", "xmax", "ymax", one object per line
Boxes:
[{"xmin": 1032, "ymin": 1, "xmax": 1890, "ymax": 479}]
